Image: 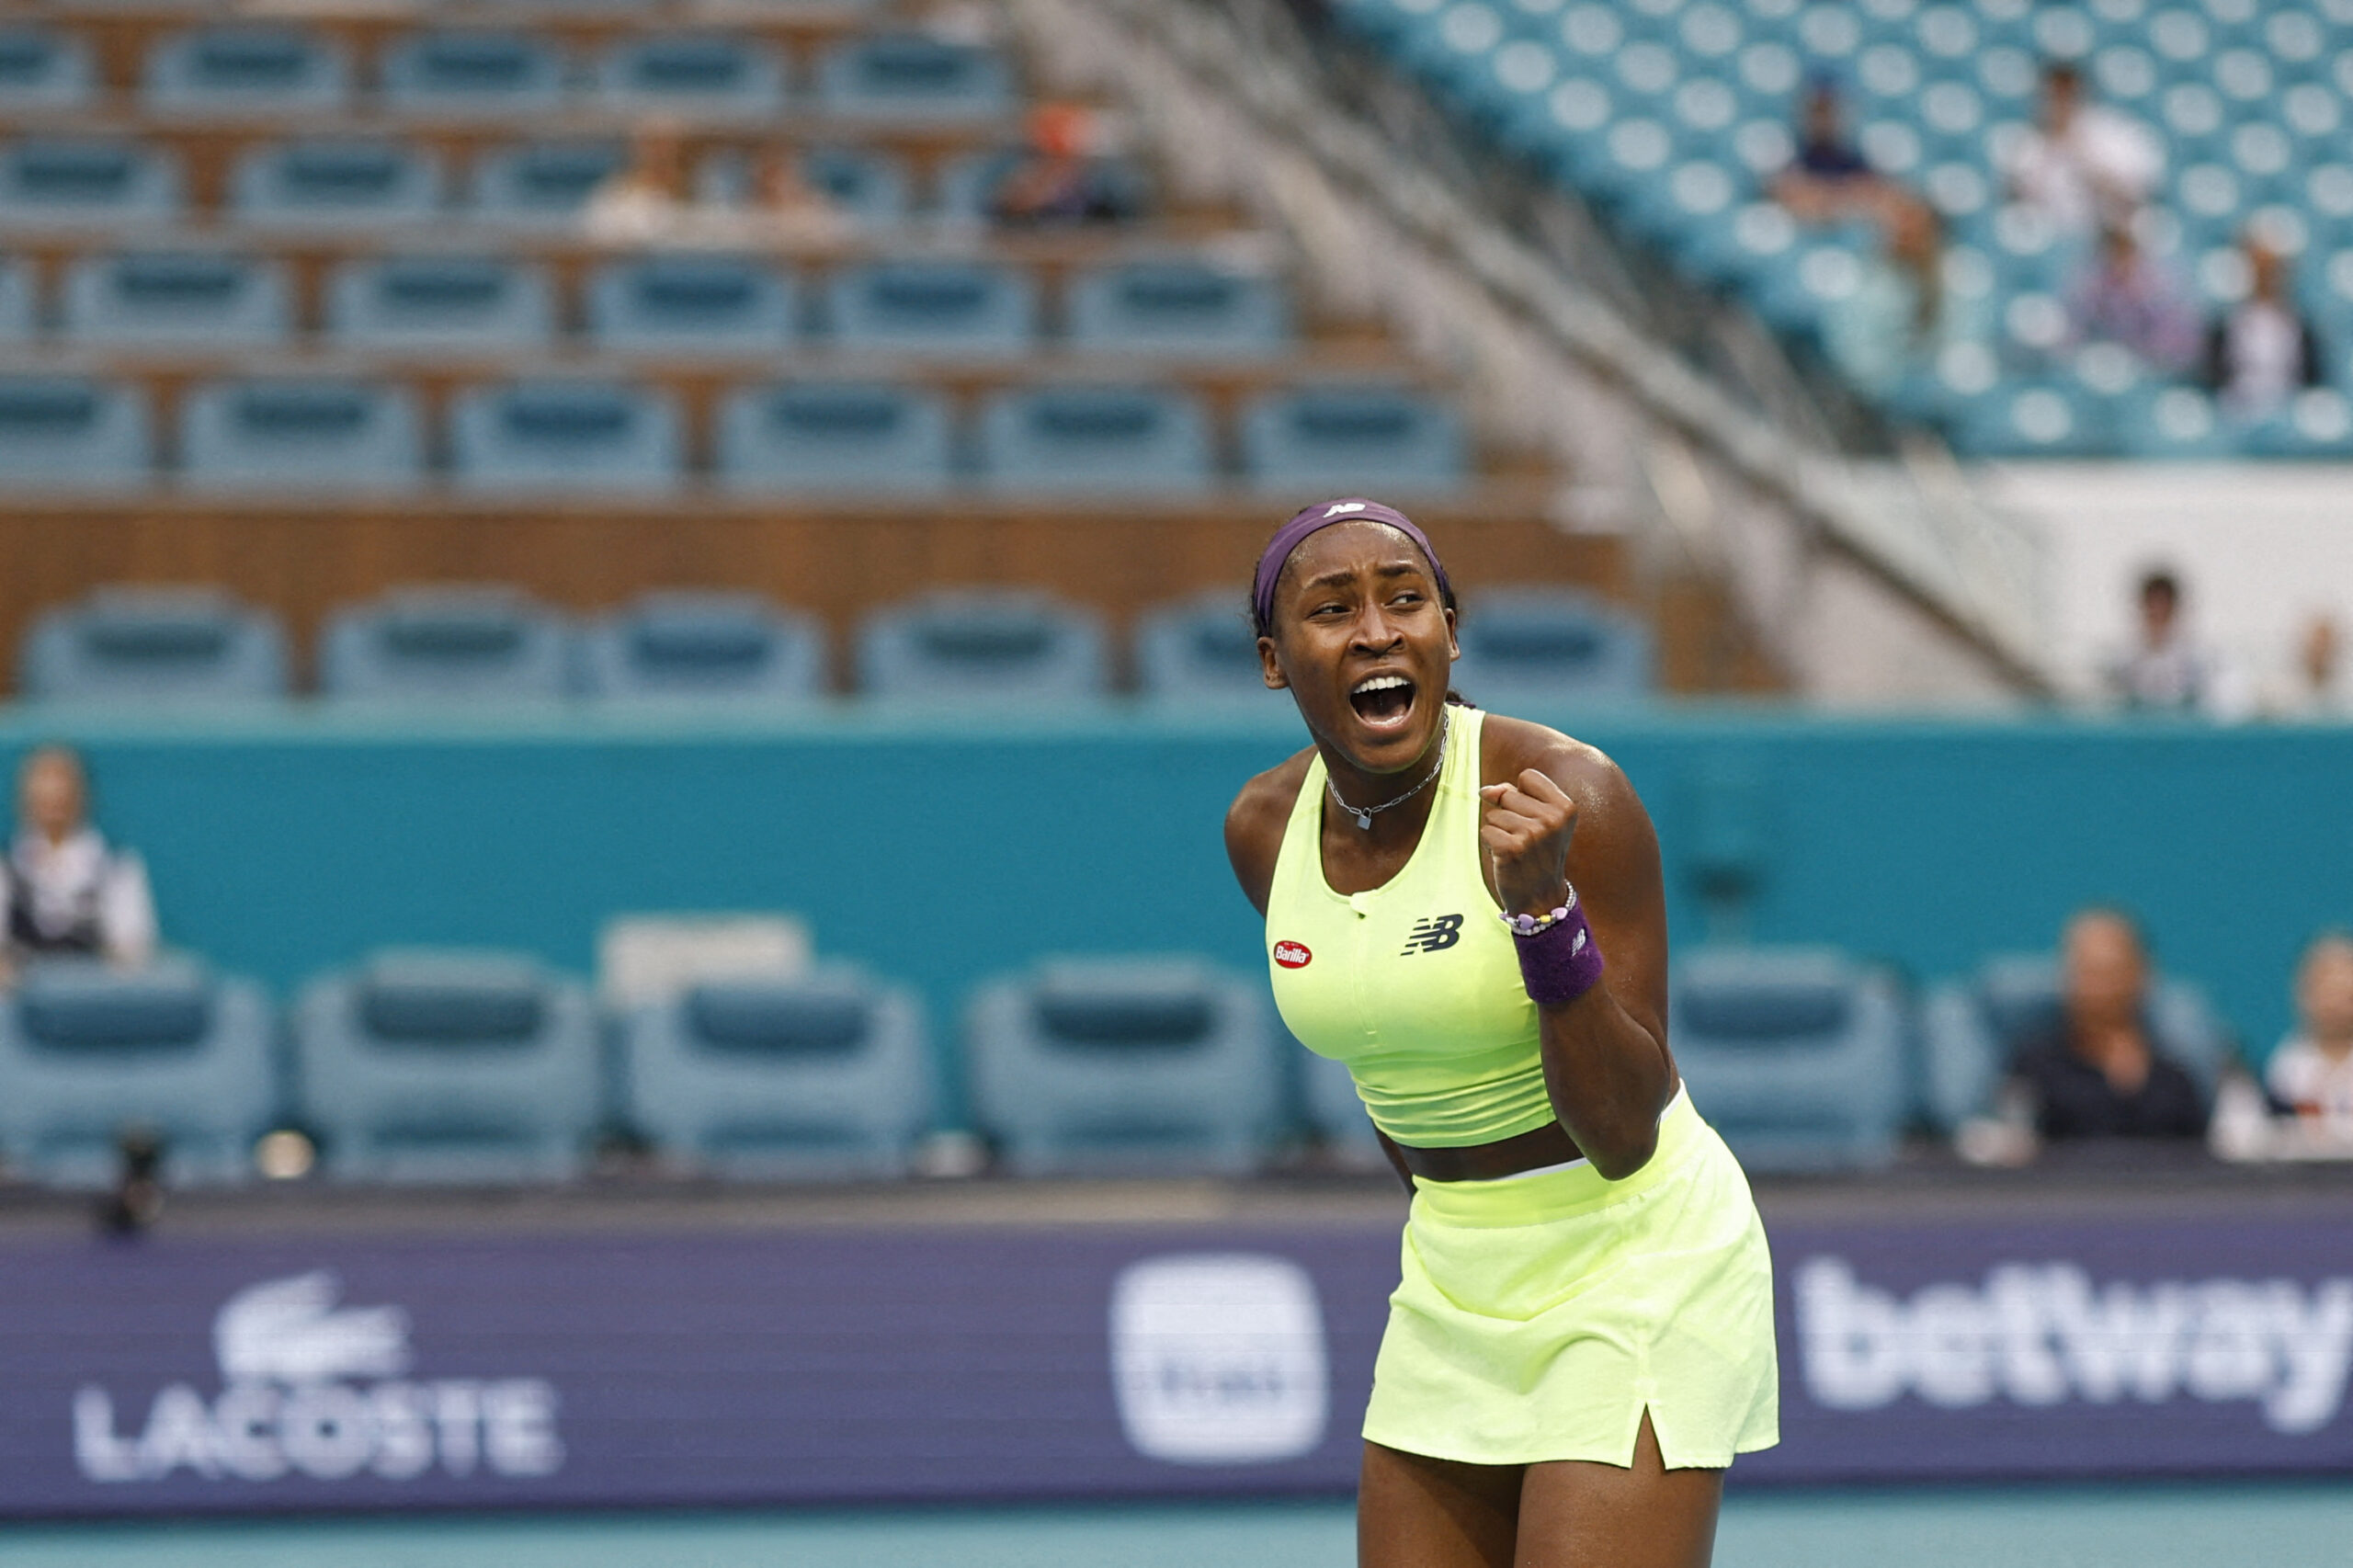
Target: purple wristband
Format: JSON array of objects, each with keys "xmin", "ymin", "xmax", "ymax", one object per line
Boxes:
[{"xmin": 1514, "ymin": 903, "xmax": 1605, "ymax": 1006}]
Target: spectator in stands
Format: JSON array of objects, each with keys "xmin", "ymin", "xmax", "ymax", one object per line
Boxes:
[
  {"xmin": 1821, "ymin": 196, "xmax": 1980, "ymax": 397},
  {"xmin": 2006, "ymin": 61, "xmax": 2162, "ymax": 235},
  {"xmin": 585, "ymin": 120, "xmax": 691, "ymax": 247},
  {"xmin": 745, "ymin": 147, "xmax": 851, "ymax": 247},
  {"xmin": 986, "ymin": 102, "xmax": 1141, "ymax": 228},
  {"xmin": 0, "ymin": 746, "xmax": 156, "ymax": 982},
  {"xmin": 1772, "ymin": 77, "xmax": 1883, "ymax": 224},
  {"xmin": 2266, "ymin": 932, "xmax": 2353, "ymax": 1141},
  {"xmin": 2103, "ymin": 567, "xmax": 2232, "ymax": 714},
  {"xmin": 2202, "ymin": 235, "xmax": 2324, "ymax": 419},
  {"xmin": 2067, "ymin": 223, "xmax": 2200, "ymax": 372},
  {"xmin": 2268, "ymin": 613, "xmax": 2350, "ymax": 719},
  {"xmin": 2008, "ymin": 908, "xmax": 2208, "ymax": 1142}
]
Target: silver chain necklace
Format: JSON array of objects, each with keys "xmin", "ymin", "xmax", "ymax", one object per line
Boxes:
[{"xmin": 1326, "ymin": 710, "xmax": 1449, "ymax": 831}]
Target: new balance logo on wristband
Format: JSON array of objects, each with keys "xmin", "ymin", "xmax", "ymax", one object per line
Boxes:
[{"xmin": 1401, "ymin": 915, "xmax": 1463, "ymax": 955}]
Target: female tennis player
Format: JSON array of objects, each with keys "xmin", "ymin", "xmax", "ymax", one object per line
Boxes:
[{"xmin": 1225, "ymin": 500, "xmax": 1778, "ymax": 1568}]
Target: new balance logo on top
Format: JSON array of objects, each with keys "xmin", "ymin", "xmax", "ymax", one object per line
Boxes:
[
  {"xmin": 1324, "ymin": 500, "xmax": 1368, "ymax": 517},
  {"xmin": 1401, "ymin": 915, "xmax": 1463, "ymax": 955}
]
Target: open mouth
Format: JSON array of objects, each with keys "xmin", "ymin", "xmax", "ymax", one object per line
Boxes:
[{"xmin": 1349, "ymin": 673, "xmax": 1416, "ymax": 726}]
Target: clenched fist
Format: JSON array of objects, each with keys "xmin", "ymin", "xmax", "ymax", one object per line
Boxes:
[{"xmin": 1478, "ymin": 770, "xmax": 1578, "ymax": 920}]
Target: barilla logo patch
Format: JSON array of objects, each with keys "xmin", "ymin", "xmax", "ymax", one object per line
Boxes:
[{"xmin": 1272, "ymin": 941, "xmax": 1313, "ymax": 969}]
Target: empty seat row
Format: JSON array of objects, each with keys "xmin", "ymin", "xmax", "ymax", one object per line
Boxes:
[
  {"xmin": 19, "ymin": 582, "xmax": 1654, "ymax": 707},
  {"xmin": 0, "ymin": 28, "xmax": 1012, "ymax": 122},
  {"xmin": 0, "ymin": 139, "xmax": 1129, "ymax": 229},
  {"xmin": 0, "ymin": 951, "xmax": 1279, "ymax": 1187},
  {"xmin": 0, "ymin": 377, "xmax": 1466, "ymax": 495},
  {"xmin": 0, "ymin": 252, "xmax": 1288, "ymax": 358}
]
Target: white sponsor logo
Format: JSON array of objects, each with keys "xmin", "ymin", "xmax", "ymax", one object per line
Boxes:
[
  {"xmin": 1110, "ymin": 1254, "xmax": 1329, "ymax": 1465},
  {"xmin": 1323, "ymin": 501, "xmax": 1369, "ymax": 517},
  {"xmin": 1796, "ymin": 1256, "xmax": 2353, "ymax": 1435},
  {"xmin": 74, "ymin": 1271, "xmax": 564, "ymax": 1484}
]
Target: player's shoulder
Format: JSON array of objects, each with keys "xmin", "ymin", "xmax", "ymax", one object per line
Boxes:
[
  {"xmin": 1227, "ymin": 747, "xmax": 1314, "ymax": 844},
  {"xmin": 1476, "ymin": 710, "xmax": 1634, "ymax": 801}
]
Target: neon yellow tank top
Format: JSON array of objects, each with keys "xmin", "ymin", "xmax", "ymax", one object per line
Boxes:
[{"xmin": 1264, "ymin": 706, "xmax": 1556, "ymax": 1147}]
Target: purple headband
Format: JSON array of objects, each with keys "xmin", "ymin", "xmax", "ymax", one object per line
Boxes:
[{"xmin": 1250, "ymin": 498, "xmax": 1452, "ymax": 633}]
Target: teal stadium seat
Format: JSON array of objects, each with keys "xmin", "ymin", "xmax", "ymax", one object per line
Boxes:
[
  {"xmin": 380, "ymin": 31, "xmax": 563, "ymax": 119},
  {"xmin": 595, "ymin": 33, "xmax": 785, "ymax": 122},
  {"xmin": 713, "ymin": 381, "xmax": 953, "ymax": 494},
  {"xmin": 63, "ymin": 251, "xmax": 290, "ymax": 347},
  {"xmin": 317, "ymin": 585, "xmax": 573, "ymax": 701},
  {"xmin": 20, "ymin": 586, "xmax": 289, "ymax": 703},
  {"xmin": 0, "ymin": 140, "xmax": 181, "ymax": 229},
  {"xmin": 466, "ymin": 140, "xmax": 630, "ymax": 228},
  {"xmin": 965, "ymin": 958, "xmax": 1280, "ymax": 1176},
  {"xmin": 0, "ymin": 377, "xmax": 150, "ymax": 492},
  {"xmin": 178, "ymin": 378, "xmax": 425, "ymax": 495},
  {"xmin": 858, "ymin": 588, "xmax": 1108, "ymax": 700},
  {"xmin": 0, "ymin": 258, "xmax": 33, "ymax": 345},
  {"xmin": 577, "ymin": 591, "xmax": 827, "ymax": 701},
  {"xmin": 814, "ymin": 34, "xmax": 1013, "ymax": 122},
  {"xmin": 824, "ymin": 259, "xmax": 1036, "ymax": 357},
  {"xmin": 1449, "ymin": 586, "xmax": 1655, "ymax": 707},
  {"xmin": 142, "ymin": 27, "xmax": 347, "ymax": 118},
  {"xmin": 326, "ymin": 255, "xmax": 553, "ymax": 351},
  {"xmin": 585, "ymin": 255, "xmax": 798, "ymax": 358},
  {"xmin": 449, "ymin": 381, "xmax": 682, "ymax": 495},
  {"xmin": 801, "ymin": 146, "xmax": 911, "ymax": 222},
  {"xmin": 1240, "ymin": 385, "xmax": 1468, "ymax": 494},
  {"xmin": 1132, "ymin": 589, "xmax": 1283, "ymax": 706},
  {"xmin": 1920, "ymin": 952, "xmax": 2227, "ymax": 1133},
  {"xmin": 975, "ymin": 384, "xmax": 1213, "ymax": 494},
  {"xmin": 293, "ymin": 949, "xmax": 599, "ymax": 1184},
  {"xmin": 0, "ymin": 960, "xmax": 275, "ymax": 1188},
  {"xmin": 0, "ymin": 27, "xmax": 95, "ymax": 110},
  {"xmin": 620, "ymin": 967, "xmax": 931, "ymax": 1178},
  {"xmin": 1065, "ymin": 257, "xmax": 1290, "ymax": 358},
  {"xmin": 230, "ymin": 140, "xmax": 442, "ymax": 231},
  {"xmin": 1668, "ymin": 946, "xmax": 1908, "ymax": 1173}
]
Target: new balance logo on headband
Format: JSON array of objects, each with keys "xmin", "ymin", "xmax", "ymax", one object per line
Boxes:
[
  {"xmin": 1401, "ymin": 915, "xmax": 1463, "ymax": 955},
  {"xmin": 1324, "ymin": 500, "xmax": 1368, "ymax": 517}
]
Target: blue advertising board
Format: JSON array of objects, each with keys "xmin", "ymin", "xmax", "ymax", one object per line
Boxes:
[{"xmin": 2, "ymin": 1210, "xmax": 2348, "ymax": 1517}]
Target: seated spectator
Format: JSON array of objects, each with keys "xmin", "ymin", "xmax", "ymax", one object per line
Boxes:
[
  {"xmin": 1821, "ymin": 196, "xmax": 1983, "ymax": 397},
  {"xmin": 2067, "ymin": 223, "xmax": 2199, "ymax": 372},
  {"xmin": 2007, "ymin": 908, "xmax": 2208, "ymax": 1142},
  {"xmin": 1772, "ymin": 77, "xmax": 1883, "ymax": 225},
  {"xmin": 742, "ymin": 146, "xmax": 852, "ymax": 248},
  {"xmin": 585, "ymin": 120, "xmax": 690, "ymax": 247},
  {"xmin": 2202, "ymin": 235, "xmax": 2324, "ymax": 419},
  {"xmin": 2268, "ymin": 612, "xmax": 2351, "ymax": 720},
  {"xmin": 2103, "ymin": 567, "xmax": 2233, "ymax": 714},
  {"xmin": 986, "ymin": 102, "xmax": 1141, "ymax": 228},
  {"xmin": 2006, "ymin": 61, "xmax": 2162, "ymax": 235},
  {"xmin": 0, "ymin": 745, "xmax": 156, "ymax": 980},
  {"xmin": 2266, "ymin": 933, "xmax": 2353, "ymax": 1139}
]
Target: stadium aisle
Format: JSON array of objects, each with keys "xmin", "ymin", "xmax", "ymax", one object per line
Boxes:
[{"xmin": 0, "ymin": 1485, "xmax": 2347, "ymax": 1568}]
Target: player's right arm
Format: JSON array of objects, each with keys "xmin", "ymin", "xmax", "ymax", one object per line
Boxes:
[{"xmin": 1223, "ymin": 751, "xmax": 1310, "ymax": 917}]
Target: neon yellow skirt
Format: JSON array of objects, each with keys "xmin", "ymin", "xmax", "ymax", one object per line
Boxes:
[{"xmin": 1362, "ymin": 1086, "xmax": 1780, "ymax": 1469}]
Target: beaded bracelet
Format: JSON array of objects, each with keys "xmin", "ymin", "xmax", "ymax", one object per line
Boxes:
[{"xmin": 1498, "ymin": 884, "xmax": 1579, "ymax": 937}]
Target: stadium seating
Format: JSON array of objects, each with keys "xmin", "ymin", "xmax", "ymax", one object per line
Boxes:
[
  {"xmin": 229, "ymin": 140, "xmax": 443, "ymax": 231},
  {"xmin": 801, "ymin": 146, "xmax": 913, "ymax": 223},
  {"xmin": 1920, "ymin": 952, "xmax": 2231, "ymax": 1133},
  {"xmin": 595, "ymin": 34, "xmax": 788, "ymax": 122},
  {"xmin": 292, "ymin": 949, "xmax": 600, "ymax": 1184},
  {"xmin": 965, "ymin": 957, "xmax": 1279, "ymax": 1175},
  {"xmin": 1449, "ymin": 587, "xmax": 1656, "ymax": 706},
  {"xmin": 1066, "ymin": 256, "xmax": 1290, "ymax": 358},
  {"xmin": 975, "ymin": 384, "xmax": 1213, "ymax": 494},
  {"xmin": 178, "ymin": 379, "xmax": 425, "ymax": 495},
  {"xmin": 466, "ymin": 140, "xmax": 631, "ymax": 228},
  {"xmin": 19, "ymin": 586, "xmax": 290, "ymax": 702},
  {"xmin": 142, "ymin": 27, "xmax": 349, "ymax": 118},
  {"xmin": 576, "ymin": 591, "xmax": 827, "ymax": 701},
  {"xmin": 0, "ymin": 259, "xmax": 35, "ymax": 345},
  {"xmin": 380, "ymin": 31, "xmax": 565, "ymax": 120},
  {"xmin": 1131, "ymin": 589, "xmax": 1279, "ymax": 704},
  {"xmin": 1241, "ymin": 386, "xmax": 1469, "ymax": 494},
  {"xmin": 449, "ymin": 381, "xmax": 682, "ymax": 495},
  {"xmin": 326, "ymin": 256, "xmax": 554, "ymax": 352},
  {"xmin": 585, "ymin": 256, "xmax": 799, "ymax": 358},
  {"xmin": 620, "ymin": 966, "xmax": 931, "ymax": 1178},
  {"xmin": 63, "ymin": 252, "xmax": 291, "ymax": 348},
  {"xmin": 317, "ymin": 586, "xmax": 573, "ymax": 702},
  {"xmin": 814, "ymin": 34, "xmax": 1014, "ymax": 122},
  {"xmin": 0, "ymin": 960, "xmax": 276, "ymax": 1188},
  {"xmin": 0, "ymin": 140, "xmax": 180, "ymax": 228},
  {"xmin": 1668, "ymin": 946, "xmax": 1909, "ymax": 1173},
  {"xmin": 714, "ymin": 381, "xmax": 955, "ymax": 494},
  {"xmin": 825, "ymin": 259, "xmax": 1037, "ymax": 357},
  {"xmin": 0, "ymin": 376, "xmax": 151, "ymax": 492},
  {"xmin": 0, "ymin": 27, "xmax": 95, "ymax": 112},
  {"xmin": 857, "ymin": 588, "xmax": 1108, "ymax": 700}
]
